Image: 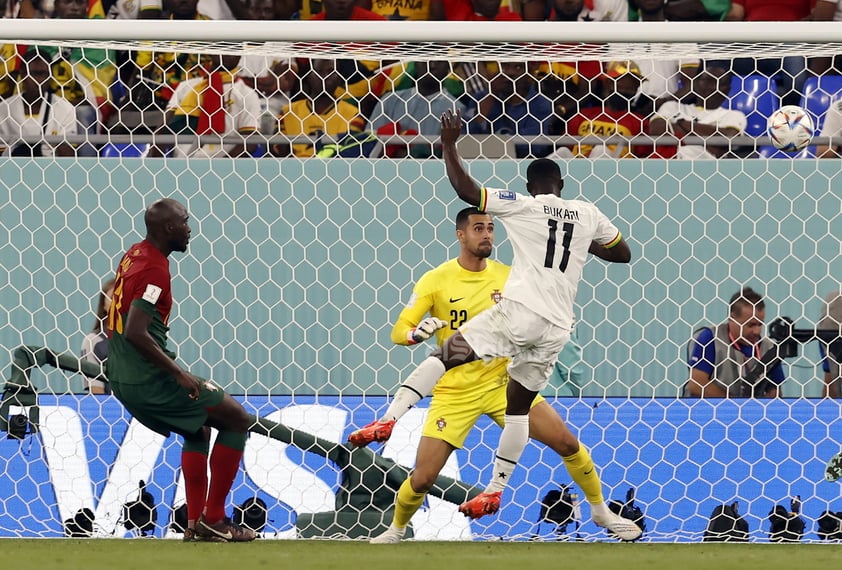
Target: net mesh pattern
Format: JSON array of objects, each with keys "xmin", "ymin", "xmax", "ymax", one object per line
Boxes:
[{"xmin": 0, "ymin": 22, "xmax": 841, "ymax": 542}]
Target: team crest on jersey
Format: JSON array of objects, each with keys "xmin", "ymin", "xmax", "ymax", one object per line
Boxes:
[
  {"xmin": 490, "ymin": 289, "xmax": 503, "ymax": 304},
  {"xmin": 435, "ymin": 417, "xmax": 447, "ymax": 431},
  {"xmin": 498, "ymin": 191, "xmax": 515, "ymax": 200}
]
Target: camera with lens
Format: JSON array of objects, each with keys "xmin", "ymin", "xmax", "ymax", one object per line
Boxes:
[
  {"xmin": 7, "ymin": 413, "xmax": 30, "ymax": 440},
  {"xmin": 768, "ymin": 317, "xmax": 800, "ymax": 358},
  {"xmin": 769, "ymin": 316, "xmax": 842, "ymax": 361}
]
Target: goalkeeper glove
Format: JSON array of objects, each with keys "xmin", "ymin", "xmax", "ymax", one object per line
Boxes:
[{"xmin": 408, "ymin": 317, "xmax": 447, "ymax": 344}]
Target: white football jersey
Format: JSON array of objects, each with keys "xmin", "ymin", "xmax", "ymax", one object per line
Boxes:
[
  {"xmin": 480, "ymin": 187, "xmax": 621, "ymax": 329},
  {"xmin": 579, "ymin": 0, "xmax": 628, "ymax": 21},
  {"xmin": 0, "ymin": 93, "xmax": 78, "ymax": 157},
  {"xmin": 167, "ymin": 76, "xmax": 261, "ymax": 158},
  {"xmin": 106, "ymin": 0, "xmax": 162, "ymax": 19},
  {"xmin": 820, "ymin": 99, "xmax": 842, "ymax": 138}
]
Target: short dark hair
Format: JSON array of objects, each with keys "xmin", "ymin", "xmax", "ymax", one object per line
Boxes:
[
  {"xmin": 455, "ymin": 206, "xmax": 486, "ymax": 230},
  {"xmin": 730, "ymin": 287, "xmax": 765, "ymax": 316},
  {"xmin": 526, "ymin": 158, "xmax": 562, "ymax": 185}
]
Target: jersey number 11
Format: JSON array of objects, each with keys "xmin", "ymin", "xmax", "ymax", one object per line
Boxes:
[{"xmin": 543, "ymin": 219, "xmax": 573, "ymax": 272}]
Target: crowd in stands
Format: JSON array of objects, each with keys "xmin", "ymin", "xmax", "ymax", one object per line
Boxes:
[{"xmin": 1, "ymin": 0, "xmax": 842, "ymax": 158}]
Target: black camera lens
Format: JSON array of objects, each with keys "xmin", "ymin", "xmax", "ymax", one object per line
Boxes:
[{"xmin": 8, "ymin": 414, "xmax": 29, "ymax": 440}]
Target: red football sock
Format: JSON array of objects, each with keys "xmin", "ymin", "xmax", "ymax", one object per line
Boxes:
[
  {"xmin": 181, "ymin": 450, "xmax": 208, "ymax": 525},
  {"xmin": 203, "ymin": 443, "xmax": 243, "ymax": 524}
]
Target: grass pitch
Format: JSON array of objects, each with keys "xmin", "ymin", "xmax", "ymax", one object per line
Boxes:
[{"xmin": 3, "ymin": 539, "xmax": 838, "ymax": 570}]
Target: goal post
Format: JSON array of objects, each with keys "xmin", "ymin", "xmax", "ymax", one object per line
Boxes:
[{"xmin": 1, "ymin": 20, "xmax": 842, "ymax": 542}]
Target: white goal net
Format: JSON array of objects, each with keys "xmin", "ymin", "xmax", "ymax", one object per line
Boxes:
[{"xmin": 1, "ymin": 20, "xmax": 842, "ymax": 543}]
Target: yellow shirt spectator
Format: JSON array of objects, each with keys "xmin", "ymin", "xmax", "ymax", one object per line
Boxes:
[{"xmin": 279, "ymin": 98, "xmax": 365, "ymax": 157}]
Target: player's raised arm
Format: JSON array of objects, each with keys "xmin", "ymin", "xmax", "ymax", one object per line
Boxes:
[{"xmin": 441, "ymin": 109, "xmax": 482, "ymax": 207}]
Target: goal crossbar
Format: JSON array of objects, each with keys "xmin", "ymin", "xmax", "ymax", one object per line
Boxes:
[{"xmin": 2, "ymin": 20, "xmax": 842, "ymax": 62}]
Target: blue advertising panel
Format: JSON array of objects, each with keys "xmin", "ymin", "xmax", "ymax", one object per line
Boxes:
[{"xmin": 1, "ymin": 396, "xmax": 841, "ymax": 541}]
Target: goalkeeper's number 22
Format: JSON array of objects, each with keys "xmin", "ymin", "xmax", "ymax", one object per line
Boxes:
[{"xmin": 543, "ymin": 219, "xmax": 573, "ymax": 272}]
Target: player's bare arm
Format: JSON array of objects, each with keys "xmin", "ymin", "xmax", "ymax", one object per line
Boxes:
[
  {"xmin": 123, "ymin": 303, "xmax": 201, "ymax": 398},
  {"xmin": 441, "ymin": 109, "xmax": 482, "ymax": 207},
  {"xmin": 589, "ymin": 237, "xmax": 632, "ymax": 263}
]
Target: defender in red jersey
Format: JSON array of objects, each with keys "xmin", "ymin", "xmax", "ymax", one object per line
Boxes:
[{"xmin": 107, "ymin": 198, "xmax": 255, "ymax": 543}]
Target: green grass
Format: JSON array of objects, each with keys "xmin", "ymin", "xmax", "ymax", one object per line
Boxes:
[{"xmin": 3, "ymin": 540, "xmax": 840, "ymax": 570}]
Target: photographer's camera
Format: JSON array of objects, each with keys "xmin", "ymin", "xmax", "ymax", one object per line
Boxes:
[{"xmin": 8, "ymin": 413, "xmax": 29, "ymax": 440}]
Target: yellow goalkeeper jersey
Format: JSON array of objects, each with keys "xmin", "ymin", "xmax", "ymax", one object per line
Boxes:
[{"xmin": 391, "ymin": 258, "xmax": 510, "ymax": 403}]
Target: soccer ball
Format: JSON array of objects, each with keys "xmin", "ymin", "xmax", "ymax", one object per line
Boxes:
[{"xmin": 768, "ymin": 105, "xmax": 814, "ymax": 152}]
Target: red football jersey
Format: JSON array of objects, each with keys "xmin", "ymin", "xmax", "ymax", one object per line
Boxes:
[{"xmin": 108, "ymin": 239, "xmax": 173, "ymax": 337}]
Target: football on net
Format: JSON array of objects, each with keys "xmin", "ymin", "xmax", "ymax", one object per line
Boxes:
[{"xmin": 768, "ymin": 105, "xmax": 814, "ymax": 152}]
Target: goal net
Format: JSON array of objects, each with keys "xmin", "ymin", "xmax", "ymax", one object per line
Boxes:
[{"xmin": 1, "ymin": 19, "xmax": 842, "ymax": 543}]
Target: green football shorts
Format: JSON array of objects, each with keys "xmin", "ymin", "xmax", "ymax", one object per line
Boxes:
[{"xmin": 111, "ymin": 375, "xmax": 226, "ymax": 437}]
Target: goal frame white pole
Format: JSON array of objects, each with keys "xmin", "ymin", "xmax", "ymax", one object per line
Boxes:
[{"xmin": 0, "ymin": 19, "xmax": 841, "ymax": 44}]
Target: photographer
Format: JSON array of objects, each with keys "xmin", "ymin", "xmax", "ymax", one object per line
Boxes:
[{"xmin": 684, "ymin": 287, "xmax": 786, "ymax": 398}]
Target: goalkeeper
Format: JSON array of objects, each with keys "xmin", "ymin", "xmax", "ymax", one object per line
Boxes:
[{"xmin": 358, "ymin": 206, "xmax": 633, "ymax": 543}]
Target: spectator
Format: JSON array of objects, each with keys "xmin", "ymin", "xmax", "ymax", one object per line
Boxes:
[
  {"xmin": 561, "ymin": 61, "xmax": 648, "ymax": 159},
  {"xmin": 685, "ymin": 287, "xmax": 786, "ymax": 398},
  {"xmin": 0, "ymin": 47, "xmax": 77, "ymax": 157},
  {"xmin": 131, "ymin": 0, "xmax": 211, "ymax": 114},
  {"xmin": 357, "ymin": 0, "xmax": 445, "ymax": 20},
  {"xmin": 726, "ymin": 0, "xmax": 813, "ymax": 106},
  {"xmin": 165, "ymin": 53, "xmax": 261, "ymax": 157},
  {"xmin": 468, "ymin": 60, "xmax": 556, "ymax": 158},
  {"xmin": 443, "ymin": 2, "xmax": 521, "ymax": 124},
  {"xmin": 648, "ymin": 61, "xmax": 746, "ymax": 159},
  {"xmin": 369, "ymin": 60, "xmax": 467, "ymax": 158},
  {"xmin": 1, "ymin": 0, "xmax": 25, "ymax": 96},
  {"xmin": 298, "ymin": 0, "xmax": 320, "ymax": 18},
  {"xmin": 627, "ymin": 0, "xmax": 700, "ymax": 117},
  {"xmin": 518, "ymin": 0, "xmax": 626, "ymax": 125},
  {"xmin": 0, "ymin": 0, "xmax": 23, "ymax": 97},
  {"xmin": 41, "ymin": 0, "xmax": 116, "ymax": 157},
  {"xmin": 804, "ymin": 1, "xmax": 842, "ymax": 76},
  {"xmin": 816, "ymin": 99, "xmax": 842, "ymax": 158},
  {"xmin": 629, "ymin": 0, "xmax": 730, "ymax": 21},
  {"xmin": 106, "ymin": 0, "xmax": 163, "ymax": 18},
  {"xmin": 444, "ymin": 0, "xmax": 521, "ymax": 20},
  {"xmin": 521, "ymin": 0, "xmax": 627, "ymax": 22},
  {"xmin": 310, "ymin": 0, "xmax": 384, "ymax": 19},
  {"xmin": 236, "ymin": 0, "xmax": 300, "ymax": 137},
  {"xmin": 273, "ymin": 58, "xmax": 366, "ymax": 157},
  {"xmin": 81, "ymin": 277, "xmax": 115, "ymax": 395},
  {"xmin": 818, "ymin": 291, "xmax": 842, "ymax": 398},
  {"xmin": 807, "ymin": 0, "xmax": 841, "ymax": 21},
  {"xmin": 10, "ymin": 0, "xmax": 40, "ymax": 17},
  {"xmin": 196, "ymin": 0, "xmax": 236, "ymax": 18},
  {"xmin": 237, "ymin": 58, "xmax": 298, "ymax": 138},
  {"xmin": 530, "ymin": 60, "xmax": 602, "ymax": 126},
  {"xmin": 227, "ymin": 0, "xmax": 298, "ymax": 19},
  {"xmin": 0, "ymin": 44, "xmax": 25, "ymax": 99},
  {"xmin": 102, "ymin": 0, "xmax": 162, "ymax": 136},
  {"xmin": 308, "ymin": 0, "xmax": 398, "ymax": 116}
]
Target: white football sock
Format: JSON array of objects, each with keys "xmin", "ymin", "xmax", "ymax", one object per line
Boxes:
[
  {"xmin": 381, "ymin": 357, "xmax": 446, "ymax": 422},
  {"xmin": 590, "ymin": 501, "xmax": 611, "ymax": 519},
  {"xmin": 486, "ymin": 414, "xmax": 530, "ymax": 493}
]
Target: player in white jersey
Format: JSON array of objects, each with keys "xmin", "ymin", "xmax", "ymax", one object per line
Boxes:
[{"xmin": 350, "ymin": 109, "xmax": 639, "ymax": 540}]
